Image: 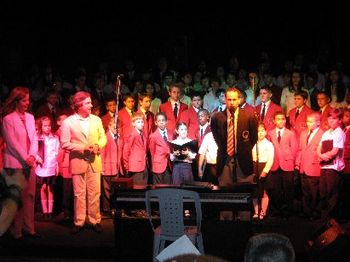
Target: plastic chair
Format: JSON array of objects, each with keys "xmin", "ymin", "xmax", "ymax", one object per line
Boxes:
[{"xmin": 145, "ymin": 188, "xmax": 204, "ymax": 261}]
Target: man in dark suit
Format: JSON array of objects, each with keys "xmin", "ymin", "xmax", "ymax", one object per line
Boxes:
[{"xmin": 211, "ymin": 87, "xmax": 258, "ymax": 187}]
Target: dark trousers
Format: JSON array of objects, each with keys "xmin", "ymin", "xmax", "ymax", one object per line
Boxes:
[
  {"xmin": 339, "ymin": 173, "xmax": 350, "ymax": 218},
  {"xmin": 101, "ymin": 176, "xmax": 115, "ymax": 212},
  {"xmin": 128, "ymin": 170, "xmax": 148, "ymax": 185},
  {"xmin": 268, "ymin": 169, "xmax": 294, "ymax": 215},
  {"xmin": 203, "ymin": 163, "xmax": 218, "ymax": 185},
  {"xmin": 301, "ymin": 174, "xmax": 320, "ymax": 217},
  {"xmin": 152, "ymin": 167, "xmax": 172, "ymax": 185},
  {"xmin": 319, "ymin": 169, "xmax": 340, "ymax": 218},
  {"xmin": 62, "ymin": 178, "xmax": 73, "ymax": 216}
]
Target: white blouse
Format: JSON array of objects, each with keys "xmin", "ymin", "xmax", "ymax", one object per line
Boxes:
[{"xmin": 252, "ymin": 138, "xmax": 274, "ymax": 174}]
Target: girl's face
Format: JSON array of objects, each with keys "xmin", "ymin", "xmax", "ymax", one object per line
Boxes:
[
  {"xmin": 42, "ymin": 120, "xmax": 52, "ymax": 135},
  {"xmin": 176, "ymin": 124, "xmax": 188, "ymax": 139},
  {"xmin": 258, "ymin": 126, "xmax": 267, "ymax": 141}
]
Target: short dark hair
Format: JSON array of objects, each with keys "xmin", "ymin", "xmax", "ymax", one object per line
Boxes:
[
  {"xmin": 245, "ymin": 233, "xmax": 295, "ymax": 262},
  {"xmin": 294, "ymin": 90, "xmax": 309, "ymax": 100}
]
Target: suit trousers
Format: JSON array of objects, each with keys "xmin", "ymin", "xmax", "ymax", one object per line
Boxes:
[
  {"xmin": 301, "ymin": 174, "xmax": 320, "ymax": 217},
  {"xmin": 72, "ymin": 166, "xmax": 101, "ymax": 226},
  {"xmin": 9, "ymin": 168, "xmax": 36, "ymax": 237},
  {"xmin": 319, "ymin": 169, "xmax": 340, "ymax": 217}
]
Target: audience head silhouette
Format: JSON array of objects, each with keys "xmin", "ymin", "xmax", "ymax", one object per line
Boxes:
[{"xmin": 244, "ymin": 233, "xmax": 295, "ymax": 262}]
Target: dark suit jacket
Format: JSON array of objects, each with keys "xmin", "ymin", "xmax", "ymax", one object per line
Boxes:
[{"xmin": 211, "ymin": 107, "xmax": 258, "ymax": 177}]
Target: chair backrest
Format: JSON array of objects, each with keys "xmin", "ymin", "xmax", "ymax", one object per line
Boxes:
[{"xmin": 145, "ymin": 188, "xmax": 202, "ymax": 237}]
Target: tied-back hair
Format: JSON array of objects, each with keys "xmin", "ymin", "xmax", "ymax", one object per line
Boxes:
[
  {"xmin": 2, "ymin": 87, "xmax": 29, "ymax": 117},
  {"xmin": 36, "ymin": 116, "xmax": 52, "ymax": 137}
]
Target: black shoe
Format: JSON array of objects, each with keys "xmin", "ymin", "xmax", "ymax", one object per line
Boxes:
[
  {"xmin": 25, "ymin": 232, "xmax": 42, "ymax": 238},
  {"xmin": 71, "ymin": 225, "xmax": 84, "ymax": 235},
  {"xmin": 92, "ymin": 223, "xmax": 103, "ymax": 233}
]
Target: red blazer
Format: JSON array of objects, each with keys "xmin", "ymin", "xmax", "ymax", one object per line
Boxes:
[
  {"xmin": 159, "ymin": 101, "xmax": 188, "ymax": 132},
  {"xmin": 344, "ymin": 128, "xmax": 350, "ymax": 174},
  {"xmin": 255, "ymin": 102, "xmax": 283, "ymax": 131},
  {"xmin": 241, "ymin": 103, "xmax": 256, "ymax": 115},
  {"xmin": 101, "ymin": 113, "xmax": 114, "ymax": 132},
  {"xmin": 118, "ymin": 108, "xmax": 134, "ymax": 139},
  {"xmin": 102, "ymin": 131, "xmax": 123, "ymax": 176},
  {"xmin": 149, "ymin": 129, "xmax": 173, "ymax": 174},
  {"xmin": 288, "ymin": 105, "xmax": 314, "ymax": 139},
  {"xmin": 122, "ymin": 128, "xmax": 147, "ymax": 173},
  {"xmin": 268, "ymin": 128, "xmax": 298, "ymax": 172},
  {"xmin": 320, "ymin": 105, "xmax": 333, "ymax": 131},
  {"xmin": 136, "ymin": 110, "xmax": 156, "ymax": 142},
  {"xmin": 179, "ymin": 106, "xmax": 199, "ymax": 140},
  {"xmin": 296, "ymin": 128, "xmax": 324, "ymax": 177}
]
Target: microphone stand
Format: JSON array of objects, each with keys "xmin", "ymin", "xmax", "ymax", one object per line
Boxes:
[{"xmin": 114, "ymin": 74, "xmax": 122, "ymax": 177}]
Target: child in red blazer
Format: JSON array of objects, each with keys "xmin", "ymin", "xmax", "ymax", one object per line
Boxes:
[
  {"xmin": 149, "ymin": 112, "xmax": 173, "ymax": 184},
  {"xmin": 122, "ymin": 112, "xmax": 147, "ymax": 185},
  {"xmin": 101, "ymin": 118, "xmax": 122, "ymax": 214},
  {"xmin": 295, "ymin": 112, "xmax": 324, "ymax": 220},
  {"xmin": 267, "ymin": 111, "xmax": 298, "ymax": 218},
  {"xmin": 340, "ymin": 108, "xmax": 350, "ymax": 218}
]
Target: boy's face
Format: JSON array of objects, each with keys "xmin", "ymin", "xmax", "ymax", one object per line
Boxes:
[
  {"xmin": 259, "ymin": 89, "xmax": 272, "ymax": 103},
  {"xmin": 218, "ymin": 92, "xmax": 225, "ymax": 104},
  {"xmin": 169, "ymin": 87, "xmax": 181, "ymax": 102},
  {"xmin": 57, "ymin": 114, "xmax": 67, "ymax": 126},
  {"xmin": 328, "ymin": 116, "xmax": 341, "ymax": 130},
  {"xmin": 317, "ymin": 94, "xmax": 330, "ymax": 108},
  {"xmin": 274, "ymin": 114, "xmax": 286, "ymax": 129},
  {"xmin": 257, "ymin": 126, "xmax": 267, "ymax": 140},
  {"xmin": 198, "ymin": 111, "xmax": 209, "ymax": 126},
  {"xmin": 106, "ymin": 101, "xmax": 116, "ymax": 113},
  {"xmin": 342, "ymin": 111, "xmax": 350, "ymax": 126},
  {"xmin": 191, "ymin": 96, "xmax": 202, "ymax": 109},
  {"xmin": 306, "ymin": 116, "xmax": 319, "ymax": 132},
  {"xmin": 124, "ymin": 97, "xmax": 135, "ymax": 110},
  {"xmin": 155, "ymin": 115, "xmax": 167, "ymax": 130},
  {"xmin": 140, "ymin": 97, "xmax": 151, "ymax": 111},
  {"xmin": 133, "ymin": 119, "xmax": 144, "ymax": 131},
  {"xmin": 294, "ymin": 95, "xmax": 306, "ymax": 108}
]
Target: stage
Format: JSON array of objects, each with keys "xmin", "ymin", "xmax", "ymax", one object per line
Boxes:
[{"xmin": 1, "ymin": 211, "xmax": 349, "ymax": 261}]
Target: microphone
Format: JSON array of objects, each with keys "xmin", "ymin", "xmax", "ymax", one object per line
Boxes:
[
  {"xmin": 117, "ymin": 74, "xmax": 124, "ymax": 79},
  {"xmin": 229, "ymin": 107, "xmax": 236, "ymax": 121}
]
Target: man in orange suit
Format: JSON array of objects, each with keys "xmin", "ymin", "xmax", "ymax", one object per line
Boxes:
[
  {"xmin": 60, "ymin": 91, "xmax": 107, "ymax": 234},
  {"xmin": 159, "ymin": 83, "xmax": 188, "ymax": 132}
]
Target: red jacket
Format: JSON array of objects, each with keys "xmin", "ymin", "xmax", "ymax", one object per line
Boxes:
[
  {"xmin": 179, "ymin": 106, "xmax": 199, "ymax": 140},
  {"xmin": 149, "ymin": 129, "xmax": 173, "ymax": 174},
  {"xmin": 255, "ymin": 102, "xmax": 283, "ymax": 131},
  {"xmin": 159, "ymin": 101, "xmax": 188, "ymax": 132},
  {"xmin": 288, "ymin": 105, "xmax": 314, "ymax": 139},
  {"xmin": 296, "ymin": 128, "xmax": 324, "ymax": 177},
  {"xmin": 268, "ymin": 128, "xmax": 298, "ymax": 172},
  {"xmin": 123, "ymin": 128, "xmax": 147, "ymax": 173}
]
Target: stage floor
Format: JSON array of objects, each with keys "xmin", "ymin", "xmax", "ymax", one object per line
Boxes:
[{"xmin": 0, "ymin": 212, "xmax": 349, "ymax": 261}]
